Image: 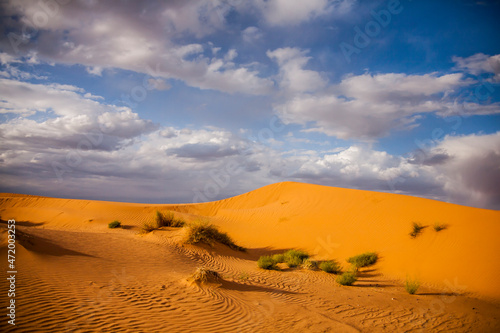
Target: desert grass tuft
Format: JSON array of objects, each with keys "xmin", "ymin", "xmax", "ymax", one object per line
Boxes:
[
  {"xmin": 347, "ymin": 252, "xmax": 378, "ymax": 268},
  {"xmin": 283, "ymin": 249, "xmax": 309, "ymax": 267},
  {"xmin": 410, "ymin": 222, "xmax": 424, "ymax": 238},
  {"xmin": 302, "ymin": 259, "xmax": 318, "ymax": 270},
  {"xmin": 433, "ymin": 222, "xmax": 447, "ymax": 232},
  {"xmin": 272, "ymin": 253, "xmax": 285, "ymax": 263},
  {"xmin": 140, "ymin": 221, "xmax": 157, "ymax": 234},
  {"xmin": 108, "ymin": 220, "xmax": 121, "ymax": 229},
  {"xmin": 319, "ymin": 260, "xmax": 341, "ymax": 274},
  {"xmin": 258, "ymin": 255, "xmax": 279, "ymax": 270},
  {"xmin": 405, "ymin": 277, "xmax": 420, "ymax": 294},
  {"xmin": 336, "ymin": 271, "xmax": 357, "ymax": 286},
  {"xmin": 184, "ymin": 220, "xmax": 245, "ymax": 251},
  {"xmin": 190, "ymin": 267, "xmax": 221, "ymax": 283},
  {"xmin": 156, "ymin": 210, "xmax": 185, "ymax": 228}
]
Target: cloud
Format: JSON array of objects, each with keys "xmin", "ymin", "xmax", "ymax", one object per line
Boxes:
[
  {"xmin": 254, "ymin": 0, "xmax": 349, "ymax": 26},
  {"xmin": 0, "ymin": 0, "xmax": 273, "ymax": 95},
  {"xmin": 242, "ymin": 26, "xmax": 263, "ymax": 43},
  {"xmin": 274, "ymin": 72, "xmax": 497, "ymax": 140},
  {"xmin": 453, "ymin": 53, "xmax": 500, "ymax": 81},
  {"xmin": 267, "ymin": 47, "xmax": 327, "ymax": 93}
]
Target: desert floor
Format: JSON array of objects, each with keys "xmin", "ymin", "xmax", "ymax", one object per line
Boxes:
[{"xmin": 1, "ymin": 182, "xmax": 499, "ymax": 332}]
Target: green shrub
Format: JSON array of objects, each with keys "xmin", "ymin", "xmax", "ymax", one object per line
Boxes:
[
  {"xmin": 302, "ymin": 259, "xmax": 318, "ymax": 270},
  {"xmin": 433, "ymin": 223, "xmax": 446, "ymax": 232},
  {"xmin": 319, "ymin": 260, "xmax": 341, "ymax": 274},
  {"xmin": 258, "ymin": 255, "xmax": 278, "ymax": 270},
  {"xmin": 108, "ymin": 220, "xmax": 121, "ymax": 229},
  {"xmin": 156, "ymin": 210, "xmax": 185, "ymax": 228},
  {"xmin": 337, "ymin": 271, "xmax": 357, "ymax": 286},
  {"xmin": 405, "ymin": 278, "xmax": 420, "ymax": 294},
  {"xmin": 184, "ymin": 220, "xmax": 245, "ymax": 251},
  {"xmin": 410, "ymin": 222, "xmax": 424, "ymax": 238},
  {"xmin": 272, "ymin": 253, "xmax": 285, "ymax": 263},
  {"xmin": 283, "ymin": 249, "xmax": 309, "ymax": 267},
  {"xmin": 347, "ymin": 252, "xmax": 378, "ymax": 268}
]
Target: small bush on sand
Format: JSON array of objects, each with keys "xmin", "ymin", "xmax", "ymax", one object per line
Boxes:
[
  {"xmin": 108, "ymin": 220, "xmax": 121, "ymax": 229},
  {"xmin": 258, "ymin": 255, "xmax": 278, "ymax": 270},
  {"xmin": 184, "ymin": 220, "xmax": 245, "ymax": 251},
  {"xmin": 405, "ymin": 277, "xmax": 420, "ymax": 294},
  {"xmin": 319, "ymin": 260, "xmax": 341, "ymax": 274},
  {"xmin": 347, "ymin": 252, "xmax": 378, "ymax": 268},
  {"xmin": 337, "ymin": 271, "xmax": 357, "ymax": 286},
  {"xmin": 140, "ymin": 221, "xmax": 156, "ymax": 233},
  {"xmin": 302, "ymin": 259, "xmax": 318, "ymax": 270},
  {"xmin": 433, "ymin": 223, "xmax": 446, "ymax": 232},
  {"xmin": 190, "ymin": 267, "xmax": 221, "ymax": 283},
  {"xmin": 284, "ymin": 249, "xmax": 309, "ymax": 267},
  {"xmin": 410, "ymin": 222, "xmax": 424, "ymax": 238},
  {"xmin": 272, "ymin": 253, "xmax": 285, "ymax": 263},
  {"xmin": 156, "ymin": 210, "xmax": 185, "ymax": 228}
]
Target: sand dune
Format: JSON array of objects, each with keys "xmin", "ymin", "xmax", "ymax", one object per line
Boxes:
[{"xmin": 1, "ymin": 182, "xmax": 499, "ymax": 332}]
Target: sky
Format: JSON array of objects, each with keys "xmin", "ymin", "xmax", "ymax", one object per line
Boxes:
[{"xmin": 0, "ymin": 0, "xmax": 499, "ymax": 209}]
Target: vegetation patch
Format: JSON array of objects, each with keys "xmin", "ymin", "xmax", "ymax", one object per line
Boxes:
[
  {"xmin": 433, "ymin": 223, "xmax": 447, "ymax": 232},
  {"xmin": 336, "ymin": 271, "xmax": 357, "ymax": 286},
  {"xmin": 410, "ymin": 222, "xmax": 424, "ymax": 238},
  {"xmin": 272, "ymin": 253, "xmax": 285, "ymax": 263},
  {"xmin": 302, "ymin": 259, "xmax": 318, "ymax": 270},
  {"xmin": 258, "ymin": 255, "xmax": 279, "ymax": 270},
  {"xmin": 405, "ymin": 277, "xmax": 420, "ymax": 295},
  {"xmin": 284, "ymin": 249, "xmax": 309, "ymax": 267},
  {"xmin": 156, "ymin": 210, "xmax": 185, "ymax": 228},
  {"xmin": 347, "ymin": 252, "xmax": 378, "ymax": 268},
  {"xmin": 108, "ymin": 220, "xmax": 121, "ymax": 229},
  {"xmin": 190, "ymin": 267, "xmax": 221, "ymax": 283},
  {"xmin": 184, "ymin": 220, "xmax": 245, "ymax": 251},
  {"xmin": 319, "ymin": 260, "xmax": 341, "ymax": 274}
]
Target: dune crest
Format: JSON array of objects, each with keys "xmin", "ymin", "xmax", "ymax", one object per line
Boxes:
[{"xmin": 1, "ymin": 182, "xmax": 499, "ymax": 332}]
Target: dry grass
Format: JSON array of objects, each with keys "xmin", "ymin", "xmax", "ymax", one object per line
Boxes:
[
  {"xmin": 433, "ymin": 223, "xmax": 447, "ymax": 232},
  {"xmin": 184, "ymin": 220, "xmax": 245, "ymax": 251},
  {"xmin": 405, "ymin": 277, "xmax": 420, "ymax": 294},
  {"xmin": 319, "ymin": 260, "xmax": 341, "ymax": 274},
  {"xmin": 347, "ymin": 252, "xmax": 378, "ymax": 268},
  {"xmin": 410, "ymin": 222, "xmax": 424, "ymax": 238},
  {"xmin": 190, "ymin": 267, "xmax": 221, "ymax": 283}
]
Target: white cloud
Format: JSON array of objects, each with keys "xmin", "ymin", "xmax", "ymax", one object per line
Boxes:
[
  {"xmin": 268, "ymin": 47, "xmax": 327, "ymax": 93},
  {"xmin": 0, "ymin": 0, "xmax": 273, "ymax": 95},
  {"xmin": 254, "ymin": 0, "xmax": 341, "ymax": 26},
  {"xmin": 453, "ymin": 53, "xmax": 500, "ymax": 81},
  {"xmin": 274, "ymin": 72, "xmax": 497, "ymax": 140},
  {"xmin": 242, "ymin": 26, "xmax": 263, "ymax": 43}
]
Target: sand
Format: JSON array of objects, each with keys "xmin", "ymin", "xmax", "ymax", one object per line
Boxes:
[{"xmin": 1, "ymin": 181, "xmax": 499, "ymax": 332}]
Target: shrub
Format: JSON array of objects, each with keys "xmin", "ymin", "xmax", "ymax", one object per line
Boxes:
[
  {"xmin": 108, "ymin": 220, "xmax": 121, "ymax": 229},
  {"xmin": 156, "ymin": 210, "xmax": 184, "ymax": 228},
  {"xmin": 184, "ymin": 220, "xmax": 245, "ymax": 251},
  {"xmin": 284, "ymin": 249, "xmax": 309, "ymax": 267},
  {"xmin": 410, "ymin": 222, "xmax": 424, "ymax": 238},
  {"xmin": 190, "ymin": 267, "xmax": 221, "ymax": 283},
  {"xmin": 319, "ymin": 260, "xmax": 341, "ymax": 274},
  {"xmin": 140, "ymin": 221, "xmax": 156, "ymax": 234},
  {"xmin": 337, "ymin": 271, "xmax": 357, "ymax": 286},
  {"xmin": 258, "ymin": 255, "xmax": 278, "ymax": 270},
  {"xmin": 433, "ymin": 223, "xmax": 446, "ymax": 232},
  {"xmin": 272, "ymin": 253, "xmax": 285, "ymax": 263},
  {"xmin": 302, "ymin": 259, "xmax": 318, "ymax": 270},
  {"xmin": 405, "ymin": 278, "xmax": 420, "ymax": 294},
  {"xmin": 347, "ymin": 252, "xmax": 378, "ymax": 268}
]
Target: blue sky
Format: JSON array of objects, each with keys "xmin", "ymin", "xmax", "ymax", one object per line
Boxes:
[{"xmin": 1, "ymin": 0, "xmax": 499, "ymax": 209}]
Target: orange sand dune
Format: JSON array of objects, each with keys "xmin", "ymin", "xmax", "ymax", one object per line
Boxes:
[{"xmin": 1, "ymin": 182, "xmax": 499, "ymax": 332}]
